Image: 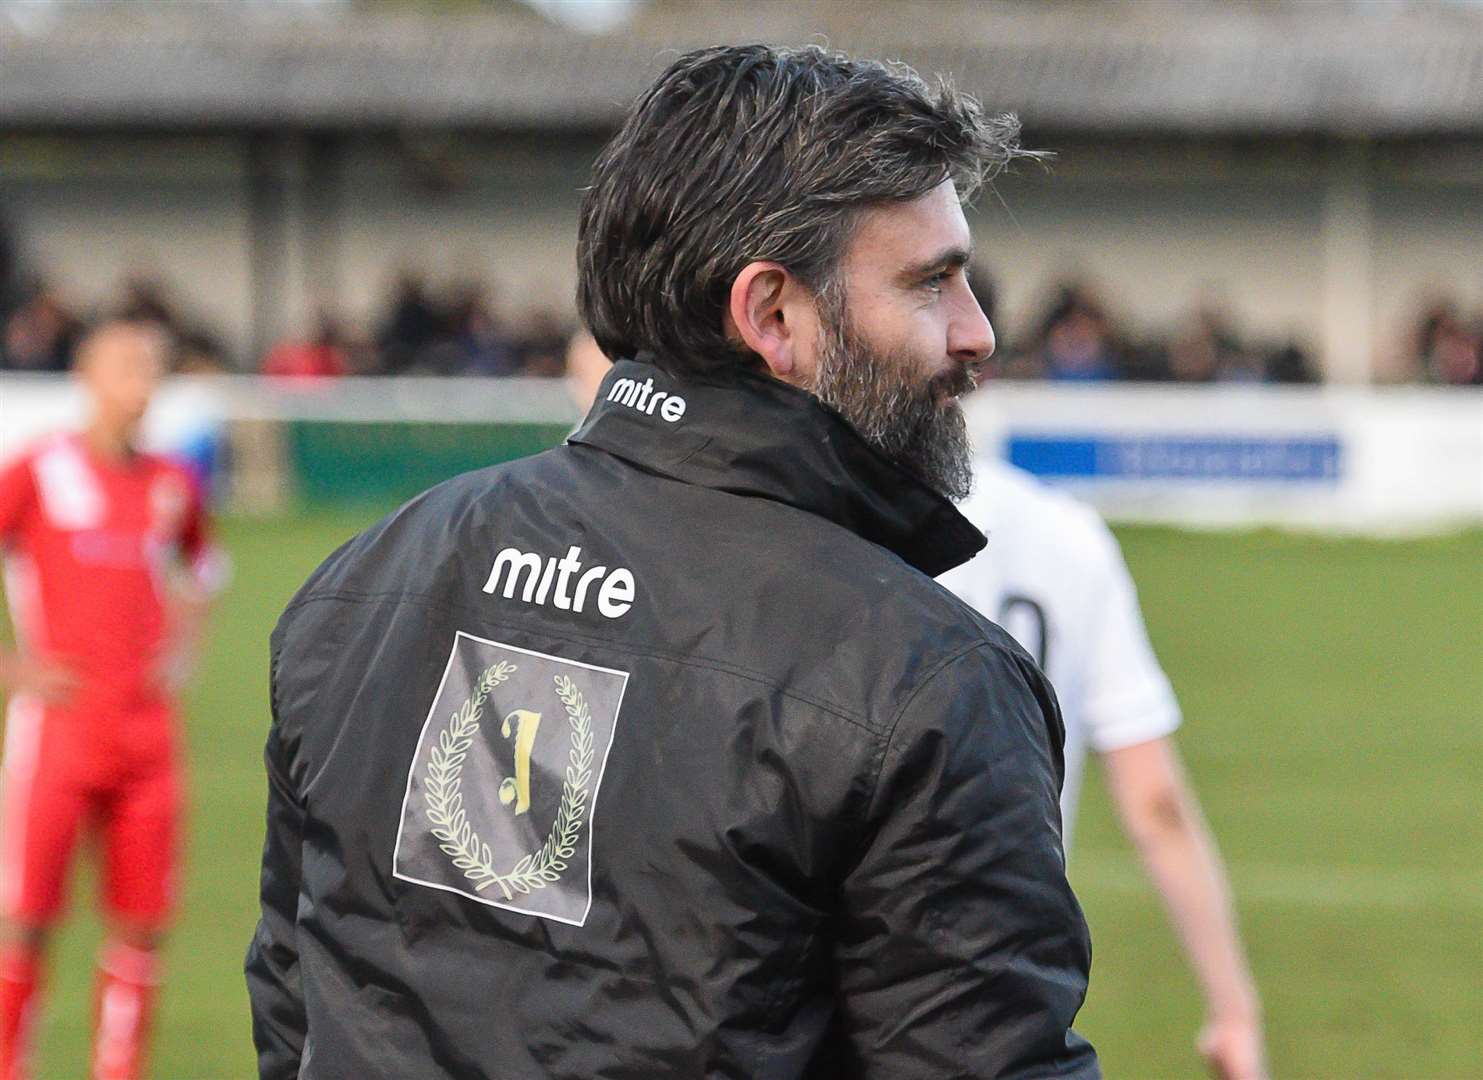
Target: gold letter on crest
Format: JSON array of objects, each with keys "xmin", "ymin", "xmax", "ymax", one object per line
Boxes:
[{"xmin": 498, "ymin": 710, "xmax": 542, "ymax": 815}]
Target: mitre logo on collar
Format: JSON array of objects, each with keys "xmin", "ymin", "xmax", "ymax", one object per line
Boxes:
[{"xmin": 392, "ymin": 632, "xmax": 628, "ymax": 926}]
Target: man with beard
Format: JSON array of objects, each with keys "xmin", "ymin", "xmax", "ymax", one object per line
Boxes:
[{"xmin": 248, "ymin": 44, "xmax": 1097, "ymax": 1079}]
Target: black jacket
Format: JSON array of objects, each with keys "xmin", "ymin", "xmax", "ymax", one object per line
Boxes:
[{"xmin": 246, "ymin": 359, "xmax": 1098, "ymax": 1079}]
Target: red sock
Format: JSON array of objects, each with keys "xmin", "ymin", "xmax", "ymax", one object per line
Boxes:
[
  {"xmin": 91, "ymin": 942, "xmax": 159, "ymax": 1080},
  {"xmin": 0, "ymin": 942, "xmax": 43, "ymax": 1080}
]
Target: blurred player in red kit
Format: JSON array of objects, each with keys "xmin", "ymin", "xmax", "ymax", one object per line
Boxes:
[{"xmin": 0, "ymin": 319, "xmax": 225, "ymax": 1080}]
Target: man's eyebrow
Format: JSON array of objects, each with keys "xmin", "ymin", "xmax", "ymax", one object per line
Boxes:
[{"xmin": 898, "ymin": 246, "xmax": 973, "ymax": 281}]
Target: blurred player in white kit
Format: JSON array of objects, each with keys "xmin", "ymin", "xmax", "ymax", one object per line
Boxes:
[{"xmin": 938, "ymin": 459, "xmax": 1269, "ymax": 1080}]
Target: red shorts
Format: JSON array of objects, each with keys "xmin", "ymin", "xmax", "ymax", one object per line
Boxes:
[{"xmin": 0, "ymin": 694, "xmax": 182, "ymax": 927}]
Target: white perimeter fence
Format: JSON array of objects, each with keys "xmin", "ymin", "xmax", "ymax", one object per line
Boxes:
[{"xmin": 2, "ymin": 374, "xmax": 1479, "ymax": 534}]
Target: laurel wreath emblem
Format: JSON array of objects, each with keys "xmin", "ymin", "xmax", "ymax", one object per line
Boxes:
[{"xmin": 422, "ymin": 663, "xmax": 595, "ymax": 901}]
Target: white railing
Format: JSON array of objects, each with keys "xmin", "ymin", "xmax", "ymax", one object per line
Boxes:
[
  {"xmin": 0, "ymin": 373, "xmax": 583, "ymax": 435},
  {"xmin": 3, "ymin": 373, "xmax": 1479, "ymax": 532}
]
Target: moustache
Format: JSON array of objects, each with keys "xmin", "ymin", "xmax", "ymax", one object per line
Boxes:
[{"xmin": 928, "ymin": 365, "xmax": 979, "ymax": 405}]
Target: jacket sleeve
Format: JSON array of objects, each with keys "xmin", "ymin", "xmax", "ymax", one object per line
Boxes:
[
  {"xmin": 832, "ymin": 642, "xmax": 1100, "ymax": 1079},
  {"xmin": 244, "ymin": 642, "xmax": 308, "ymax": 1079}
]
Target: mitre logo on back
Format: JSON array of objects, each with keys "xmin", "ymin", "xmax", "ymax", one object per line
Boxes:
[
  {"xmin": 392, "ymin": 632, "xmax": 628, "ymax": 926},
  {"xmin": 483, "ymin": 545, "xmax": 636, "ymax": 619}
]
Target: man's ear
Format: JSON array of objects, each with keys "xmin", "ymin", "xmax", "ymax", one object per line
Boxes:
[{"xmin": 723, "ymin": 261, "xmax": 816, "ymax": 386}]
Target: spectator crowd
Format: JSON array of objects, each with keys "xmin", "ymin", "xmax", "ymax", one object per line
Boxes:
[
  {"xmin": 2, "ymin": 220, "xmax": 1480, "ymax": 387},
  {"xmin": 0, "ymin": 273, "xmax": 574, "ymax": 383},
  {"xmin": 974, "ymin": 275, "xmax": 1482, "ymax": 387},
  {"xmin": 256, "ymin": 274, "xmax": 570, "ymax": 381}
]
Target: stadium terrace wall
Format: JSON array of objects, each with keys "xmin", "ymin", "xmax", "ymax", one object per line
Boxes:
[{"xmin": 2, "ymin": 375, "xmax": 1478, "ymax": 534}]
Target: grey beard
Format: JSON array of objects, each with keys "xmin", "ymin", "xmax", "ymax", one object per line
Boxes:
[{"xmin": 809, "ymin": 312, "xmax": 975, "ymax": 503}]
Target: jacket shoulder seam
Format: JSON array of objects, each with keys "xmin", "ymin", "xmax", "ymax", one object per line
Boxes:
[
  {"xmin": 278, "ymin": 587, "xmax": 888, "ymax": 736},
  {"xmin": 863, "ymin": 638, "xmax": 1026, "ymax": 815}
]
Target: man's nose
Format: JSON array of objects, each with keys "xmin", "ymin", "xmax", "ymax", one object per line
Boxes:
[{"xmin": 950, "ymin": 292, "xmax": 996, "ymax": 366}]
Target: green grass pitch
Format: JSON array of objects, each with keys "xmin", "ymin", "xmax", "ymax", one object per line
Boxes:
[{"xmin": 10, "ymin": 509, "xmax": 1481, "ymax": 1077}]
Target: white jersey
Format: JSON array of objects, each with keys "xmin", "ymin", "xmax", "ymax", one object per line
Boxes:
[{"xmin": 938, "ymin": 460, "xmax": 1181, "ymax": 849}]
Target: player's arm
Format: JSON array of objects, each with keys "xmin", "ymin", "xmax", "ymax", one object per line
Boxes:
[
  {"xmin": 1101, "ymin": 738, "xmax": 1266, "ymax": 1080},
  {"xmin": 0, "ymin": 453, "xmax": 79, "ymax": 705},
  {"xmin": 245, "ymin": 643, "xmax": 308, "ymax": 1079},
  {"xmin": 1080, "ymin": 521, "xmax": 1266, "ymax": 1080},
  {"xmin": 155, "ymin": 471, "xmax": 230, "ymax": 692},
  {"xmin": 0, "ymin": 648, "xmax": 80, "ymax": 704},
  {"xmin": 831, "ymin": 644, "xmax": 1099, "ymax": 1078}
]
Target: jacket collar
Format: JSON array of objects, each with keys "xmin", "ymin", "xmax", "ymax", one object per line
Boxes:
[{"xmin": 567, "ymin": 357, "xmax": 986, "ymax": 577}]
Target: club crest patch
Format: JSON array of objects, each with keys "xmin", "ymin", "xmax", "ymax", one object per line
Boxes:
[{"xmin": 393, "ymin": 632, "xmax": 628, "ymax": 926}]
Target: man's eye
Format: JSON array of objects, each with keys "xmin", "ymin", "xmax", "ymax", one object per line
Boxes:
[{"xmin": 925, "ymin": 272, "xmax": 950, "ymax": 292}]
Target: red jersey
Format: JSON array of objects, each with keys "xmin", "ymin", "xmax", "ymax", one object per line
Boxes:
[{"xmin": 0, "ymin": 433, "xmax": 220, "ymax": 718}]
